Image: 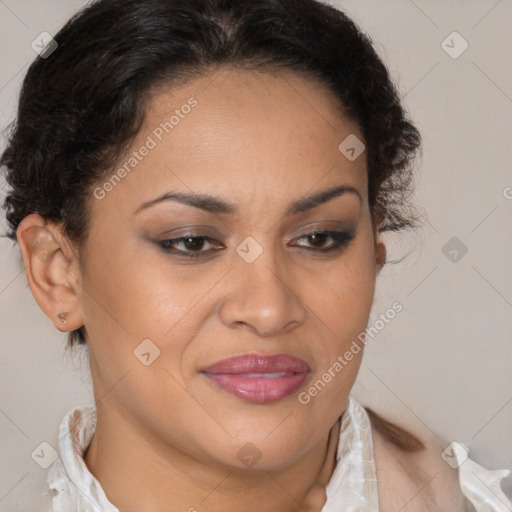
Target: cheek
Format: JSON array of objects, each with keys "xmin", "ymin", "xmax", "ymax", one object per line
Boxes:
[
  {"xmin": 300, "ymin": 242, "xmax": 375, "ymax": 414},
  {"xmin": 307, "ymin": 232, "xmax": 377, "ymax": 345},
  {"xmin": 81, "ymin": 233, "xmax": 199, "ymax": 340}
]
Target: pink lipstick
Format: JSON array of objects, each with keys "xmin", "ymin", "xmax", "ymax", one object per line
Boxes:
[{"xmin": 201, "ymin": 353, "xmax": 310, "ymax": 403}]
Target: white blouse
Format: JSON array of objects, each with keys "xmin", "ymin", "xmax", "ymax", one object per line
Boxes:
[{"xmin": 44, "ymin": 395, "xmax": 511, "ymax": 511}]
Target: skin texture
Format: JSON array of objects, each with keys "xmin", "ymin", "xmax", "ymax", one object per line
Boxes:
[{"xmin": 17, "ymin": 67, "xmax": 388, "ymax": 511}]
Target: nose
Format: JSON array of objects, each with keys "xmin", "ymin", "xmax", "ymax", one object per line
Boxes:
[{"xmin": 219, "ymin": 246, "xmax": 307, "ymax": 337}]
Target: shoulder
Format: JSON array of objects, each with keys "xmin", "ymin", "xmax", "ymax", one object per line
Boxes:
[{"xmin": 371, "ymin": 426, "xmax": 471, "ymax": 511}]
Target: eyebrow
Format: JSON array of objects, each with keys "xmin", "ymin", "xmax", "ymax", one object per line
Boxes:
[{"xmin": 134, "ymin": 184, "xmax": 362, "ymax": 216}]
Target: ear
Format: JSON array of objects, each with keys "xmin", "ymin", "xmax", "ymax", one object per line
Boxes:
[
  {"xmin": 372, "ymin": 215, "xmax": 387, "ymax": 274},
  {"xmin": 16, "ymin": 213, "xmax": 84, "ymax": 333},
  {"xmin": 375, "ymin": 238, "xmax": 386, "ymax": 274}
]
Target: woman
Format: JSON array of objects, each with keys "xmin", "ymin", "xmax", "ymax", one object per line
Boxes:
[{"xmin": 1, "ymin": 0, "xmax": 510, "ymax": 510}]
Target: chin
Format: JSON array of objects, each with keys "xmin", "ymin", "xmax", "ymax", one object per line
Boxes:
[{"xmin": 213, "ymin": 436, "xmax": 308, "ymax": 473}]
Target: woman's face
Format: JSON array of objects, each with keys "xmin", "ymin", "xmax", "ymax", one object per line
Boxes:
[{"xmin": 77, "ymin": 67, "xmax": 383, "ymax": 470}]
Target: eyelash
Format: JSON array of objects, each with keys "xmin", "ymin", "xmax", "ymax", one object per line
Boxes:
[{"xmin": 157, "ymin": 229, "xmax": 356, "ymax": 259}]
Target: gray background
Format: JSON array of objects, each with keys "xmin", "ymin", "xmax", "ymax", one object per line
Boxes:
[{"xmin": 1, "ymin": 0, "xmax": 511, "ymax": 509}]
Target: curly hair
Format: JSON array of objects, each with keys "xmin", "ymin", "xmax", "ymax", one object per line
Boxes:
[{"xmin": 1, "ymin": 0, "xmax": 421, "ymax": 349}]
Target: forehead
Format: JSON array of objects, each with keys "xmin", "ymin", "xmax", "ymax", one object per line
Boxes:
[
  {"xmin": 146, "ymin": 66, "xmax": 361, "ymax": 156},
  {"xmin": 89, "ymin": 67, "xmax": 367, "ymax": 218}
]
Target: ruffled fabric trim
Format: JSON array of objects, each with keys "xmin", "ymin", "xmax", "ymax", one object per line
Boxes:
[
  {"xmin": 45, "ymin": 406, "xmax": 119, "ymax": 512},
  {"xmin": 450, "ymin": 442, "xmax": 512, "ymax": 512},
  {"xmin": 323, "ymin": 395, "xmax": 379, "ymax": 511}
]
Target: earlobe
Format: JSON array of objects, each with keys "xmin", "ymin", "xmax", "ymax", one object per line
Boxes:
[
  {"xmin": 376, "ymin": 240, "xmax": 386, "ymax": 273},
  {"xmin": 375, "ymin": 242, "xmax": 386, "ymax": 273},
  {"xmin": 372, "ymin": 216, "xmax": 387, "ymax": 273},
  {"xmin": 16, "ymin": 213, "xmax": 84, "ymax": 332}
]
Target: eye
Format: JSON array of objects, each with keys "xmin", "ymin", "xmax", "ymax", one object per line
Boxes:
[
  {"xmin": 158, "ymin": 235, "xmax": 223, "ymax": 259},
  {"xmin": 292, "ymin": 229, "xmax": 356, "ymax": 252}
]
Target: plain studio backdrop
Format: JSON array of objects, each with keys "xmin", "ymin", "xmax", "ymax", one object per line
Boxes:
[{"xmin": 0, "ymin": 0, "xmax": 511, "ymax": 509}]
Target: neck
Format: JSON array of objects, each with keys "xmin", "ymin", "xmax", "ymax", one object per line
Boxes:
[{"xmin": 83, "ymin": 405, "xmax": 341, "ymax": 512}]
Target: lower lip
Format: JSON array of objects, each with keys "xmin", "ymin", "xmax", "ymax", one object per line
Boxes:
[{"xmin": 203, "ymin": 372, "xmax": 309, "ymax": 403}]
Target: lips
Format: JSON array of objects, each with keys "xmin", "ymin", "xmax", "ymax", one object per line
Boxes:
[
  {"xmin": 202, "ymin": 353, "xmax": 310, "ymax": 374},
  {"xmin": 201, "ymin": 353, "xmax": 310, "ymax": 403}
]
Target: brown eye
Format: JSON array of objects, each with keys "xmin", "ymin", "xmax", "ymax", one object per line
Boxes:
[
  {"xmin": 158, "ymin": 235, "xmax": 222, "ymax": 258},
  {"xmin": 293, "ymin": 230, "xmax": 356, "ymax": 252}
]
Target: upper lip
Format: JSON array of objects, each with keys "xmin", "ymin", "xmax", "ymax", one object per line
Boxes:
[{"xmin": 201, "ymin": 353, "xmax": 310, "ymax": 374}]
